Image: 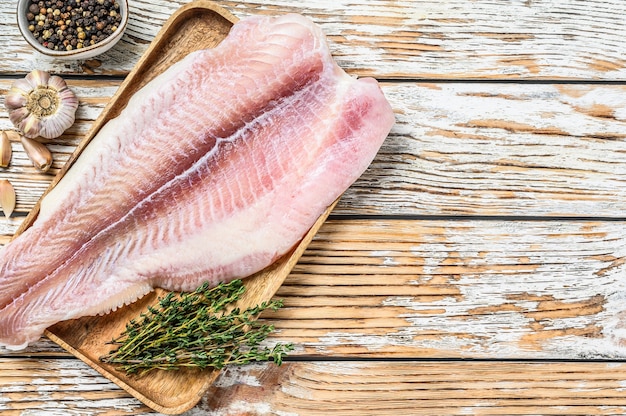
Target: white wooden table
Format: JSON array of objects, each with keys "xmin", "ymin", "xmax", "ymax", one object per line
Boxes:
[{"xmin": 2, "ymin": 0, "xmax": 626, "ymax": 414}]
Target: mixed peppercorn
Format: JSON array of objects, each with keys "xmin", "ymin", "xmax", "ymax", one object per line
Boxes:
[{"xmin": 26, "ymin": 0, "xmax": 122, "ymax": 51}]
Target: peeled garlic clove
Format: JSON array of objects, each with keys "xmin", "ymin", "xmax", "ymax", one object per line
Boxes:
[
  {"xmin": 0, "ymin": 131, "xmax": 11, "ymax": 168},
  {"xmin": 0, "ymin": 179, "xmax": 16, "ymax": 220},
  {"xmin": 5, "ymin": 70, "xmax": 78, "ymax": 139},
  {"xmin": 20, "ymin": 135, "xmax": 52, "ymax": 173}
]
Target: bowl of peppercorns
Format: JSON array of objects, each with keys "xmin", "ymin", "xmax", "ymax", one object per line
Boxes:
[{"xmin": 17, "ymin": 0, "xmax": 128, "ymax": 60}]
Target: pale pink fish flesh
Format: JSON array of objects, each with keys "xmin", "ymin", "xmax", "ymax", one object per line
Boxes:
[{"xmin": 0, "ymin": 13, "xmax": 395, "ymax": 350}]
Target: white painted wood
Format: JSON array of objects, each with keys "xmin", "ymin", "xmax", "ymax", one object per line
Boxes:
[
  {"xmin": 264, "ymin": 219, "xmax": 626, "ymax": 359},
  {"xmin": 4, "ymin": 358, "xmax": 626, "ymax": 415},
  {"xmin": 341, "ymin": 82, "xmax": 626, "ymax": 216},
  {"xmin": 1, "ymin": 0, "xmax": 626, "ymax": 79},
  {"xmin": 1, "ymin": 80, "xmax": 626, "ymax": 229},
  {"xmin": 1, "ymin": 0, "xmax": 626, "ymax": 413},
  {"xmin": 0, "ymin": 358, "xmax": 156, "ymax": 414},
  {"xmin": 201, "ymin": 361, "xmax": 626, "ymax": 415},
  {"xmin": 2, "ymin": 219, "xmax": 626, "ymax": 360}
]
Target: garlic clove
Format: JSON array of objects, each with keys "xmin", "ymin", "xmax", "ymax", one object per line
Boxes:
[
  {"xmin": 25, "ymin": 69, "xmax": 50, "ymax": 89},
  {"xmin": 39, "ymin": 115, "xmax": 70, "ymax": 139},
  {"xmin": 0, "ymin": 179, "xmax": 16, "ymax": 220},
  {"xmin": 4, "ymin": 89, "xmax": 28, "ymax": 110},
  {"xmin": 48, "ymin": 75, "xmax": 69, "ymax": 91},
  {"xmin": 8, "ymin": 106, "xmax": 29, "ymax": 126},
  {"xmin": 0, "ymin": 131, "xmax": 11, "ymax": 168},
  {"xmin": 20, "ymin": 135, "xmax": 52, "ymax": 173},
  {"xmin": 18, "ymin": 113, "xmax": 42, "ymax": 139},
  {"xmin": 7, "ymin": 79, "xmax": 33, "ymax": 99},
  {"xmin": 5, "ymin": 70, "xmax": 78, "ymax": 139},
  {"xmin": 4, "ymin": 130, "xmax": 21, "ymax": 141}
]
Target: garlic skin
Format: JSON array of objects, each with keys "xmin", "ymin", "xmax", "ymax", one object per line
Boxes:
[
  {"xmin": 0, "ymin": 179, "xmax": 16, "ymax": 220},
  {"xmin": 20, "ymin": 135, "xmax": 53, "ymax": 173},
  {"xmin": 0, "ymin": 131, "xmax": 11, "ymax": 168},
  {"xmin": 5, "ymin": 70, "xmax": 78, "ymax": 139}
]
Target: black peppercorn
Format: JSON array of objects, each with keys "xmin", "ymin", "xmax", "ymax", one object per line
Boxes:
[{"xmin": 25, "ymin": 0, "xmax": 122, "ymax": 52}]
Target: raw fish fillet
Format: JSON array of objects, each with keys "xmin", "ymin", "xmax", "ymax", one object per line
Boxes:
[{"xmin": 0, "ymin": 13, "xmax": 395, "ymax": 350}]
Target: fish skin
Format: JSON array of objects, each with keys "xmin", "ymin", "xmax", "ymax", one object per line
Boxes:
[{"xmin": 0, "ymin": 14, "xmax": 395, "ymax": 350}]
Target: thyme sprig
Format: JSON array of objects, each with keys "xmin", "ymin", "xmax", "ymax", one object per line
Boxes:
[{"xmin": 100, "ymin": 279, "xmax": 293, "ymax": 376}]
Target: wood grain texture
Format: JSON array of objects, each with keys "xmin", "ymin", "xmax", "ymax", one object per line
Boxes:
[
  {"xmin": 0, "ymin": 358, "xmax": 153, "ymax": 415},
  {"xmin": 3, "ymin": 358, "xmax": 626, "ymax": 415},
  {"xmin": 3, "ymin": 218, "xmax": 626, "ymax": 360},
  {"xmin": 1, "ymin": 0, "xmax": 626, "ymax": 413},
  {"xmin": 202, "ymin": 361, "xmax": 626, "ymax": 416},
  {"xmin": 343, "ymin": 82, "xmax": 626, "ymax": 216},
  {"xmin": 1, "ymin": 0, "xmax": 626, "ymax": 79},
  {"xmin": 263, "ymin": 219, "xmax": 626, "ymax": 359},
  {"xmin": 2, "ymin": 80, "xmax": 625, "ymax": 234}
]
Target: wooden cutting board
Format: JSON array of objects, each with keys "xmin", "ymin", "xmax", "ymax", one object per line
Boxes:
[{"xmin": 10, "ymin": 1, "xmax": 336, "ymax": 413}]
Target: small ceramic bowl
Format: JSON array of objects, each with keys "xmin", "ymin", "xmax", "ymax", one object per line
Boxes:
[{"xmin": 16, "ymin": 0, "xmax": 129, "ymax": 60}]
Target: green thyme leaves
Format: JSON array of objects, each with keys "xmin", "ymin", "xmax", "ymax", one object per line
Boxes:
[{"xmin": 100, "ymin": 279, "xmax": 293, "ymax": 376}]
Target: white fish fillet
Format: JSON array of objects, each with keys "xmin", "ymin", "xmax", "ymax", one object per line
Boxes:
[{"xmin": 0, "ymin": 13, "xmax": 395, "ymax": 350}]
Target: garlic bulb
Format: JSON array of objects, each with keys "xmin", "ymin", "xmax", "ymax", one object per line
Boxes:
[{"xmin": 5, "ymin": 70, "xmax": 78, "ymax": 139}]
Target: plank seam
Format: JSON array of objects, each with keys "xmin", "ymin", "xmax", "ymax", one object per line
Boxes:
[{"xmin": 329, "ymin": 214, "xmax": 626, "ymax": 222}]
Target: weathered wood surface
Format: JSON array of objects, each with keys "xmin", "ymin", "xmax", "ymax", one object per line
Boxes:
[
  {"xmin": 271, "ymin": 219, "xmax": 626, "ymax": 359},
  {"xmin": 2, "ymin": 0, "xmax": 626, "ymax": 80},
  {"xmin": 1, "ymin": 0, "xmax": 626, "ymax": 414},
  {"xmin": 2, "ymin": 217, "xmax": 626, "ymax": 413},
  {"xmin": 4, "ymin": 218, "xmax": 626, "ymax": 360},
  {"xmin": 203, "ymin": 361, "xmax": 626, "ymax": 415},
  {"xmin": 4, "ymin": 358, "xmax": 626, "ymax": 415},
  {"xmin": 2, "ymin": 80, "xmax": 626, "ymax": 234}
]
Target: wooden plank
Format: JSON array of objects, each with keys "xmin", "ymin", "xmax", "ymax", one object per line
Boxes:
[
  {"xmin": 3, "ymin": 357, "xmax": 626, "ymax": 415},
  {"xmin": 2, "ymin": 80, "xmax": 626, "ymax": 232},
  {"xmin": 3, "ymin": 218, "xmax": 626, "ymax": 360},
  {"xmin": 0, "ymin": 358, "xmax": 153, "ymax": 415},
  {"xmin": 202, "ymin": 360, "xmax": 626, "ymax": 415},
  {"xmin": 342, "ymin": 82, "xmax": 626, "ymax": 217},
  {"xmin": 262, "ymin": 219, "xmax": 626, "ymax": 359},
  {"xmin": 2, "ymin": 0, "xmax": 626, "ymax": 80}
]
